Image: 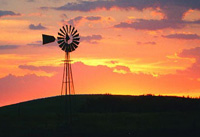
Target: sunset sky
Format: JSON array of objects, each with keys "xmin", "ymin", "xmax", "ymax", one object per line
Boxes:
[{"xmin": 1, "ymin": 0, "xmax": 200, "ymax": 106}]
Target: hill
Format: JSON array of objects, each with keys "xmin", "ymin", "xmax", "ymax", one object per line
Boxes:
[{"xmin": 0, "ymin": 94, "xmax": 200, "ymax": 137}]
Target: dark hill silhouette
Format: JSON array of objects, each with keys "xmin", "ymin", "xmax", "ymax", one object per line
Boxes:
[{"xmin": 0, "ymin": 95, "xmax": 200, "ymax": 137}]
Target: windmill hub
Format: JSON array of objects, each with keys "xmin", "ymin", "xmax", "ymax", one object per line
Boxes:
[{"xmin": 65, "ymin": 34, "xmax": 70, "ymax": 42}]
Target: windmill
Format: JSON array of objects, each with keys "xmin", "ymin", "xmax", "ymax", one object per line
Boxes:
[{"xmin": 42, "ymin": 25, "xmax": 80, "ymax": 96}]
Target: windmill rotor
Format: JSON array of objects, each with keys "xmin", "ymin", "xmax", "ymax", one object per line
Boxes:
[
  {"xmin": 42, "ymin": 25, "xmax": 80, "ymax": 52},
  {"xmin": 57, "ymin": 25, "xmax": 80, "ymax": 53}
]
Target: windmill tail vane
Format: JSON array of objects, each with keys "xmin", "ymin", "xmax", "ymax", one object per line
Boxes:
[{"xmin": 42, "ymin": 25, "xmax": 80, "ymax": 96}]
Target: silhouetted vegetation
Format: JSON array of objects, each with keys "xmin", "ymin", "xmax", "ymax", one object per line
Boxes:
[
  {"xmin": 81, "ymin": 95, "xmax": 200, "ymax": 113},
  {"xmin": 0, "ymin": 95, "xmax": 200, "ymax": 137}
]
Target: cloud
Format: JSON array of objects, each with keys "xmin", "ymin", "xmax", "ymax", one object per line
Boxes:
[
  {"xmin": 137, "ymin": 41, "xmax": 156, "ymax": 45},
  {"xmin": 49, "ymin": 0, "xmax": 200, "ymax": 30},
  {"xmin": 27, "ymin": 0, "xmax": 35, "ymax": 2},
  {"xmin": 19, "ymin": 65, "xmax": 60, "ymax": 73},
  {"xmin": 113, "ymin": 65, "xmax": 131, "ymax": 74},
  {"xmin": 67, "ymin": 16, "xmax": 84, "ymax": 26},
  {"xmin": 60, "ymin": 13, "xmax": 68, "ymax": 19},
  {"xmin": 81, "ymin": 34, "xmax": 103, "ymax": 44},
  {"xmin": 29, "ymin": 23, "xmax": 47, "ymax": 30},
  {"xmin": 54, "ymin": 1, "xmax": 113, "ymax": 12},
  {"xmin": 178, "ymin": 47, "xmax": 200, "ymax": 78},
  {"xmin": 52, "ymin": 0, "xmax": 200, "ymax": 12},
  {"xmin": 28, "ymin": 12, "xmax": 43, "ymax": 17},
  {"xmin": 85, "ymin": 16, "xmax": 101, "ymax": 21},
  {"xmin": 65, "ymin": 15, "xmax": 103, "ymax": 26},
  {"xmin": 0, "ymin": 45, "xmax": 19, "ymax": 50},
  {"xmin": 114, "ymin": 19, "xmax": 186, "ymax": 30},
  {"xmin": 0, "ymin": 10, "xmax": 20, "ymax": 17},
  {"xmin": 2, "ymin": 61, "xmax": 200, "ymax": 106},
  {"xmin": 0, "ymin": 73, "xmax": 60, "ymax": 106},
  {"xmin": 27, "ymin": 41, "xmax": 42, "ymax": 46},
  {"xmin": 179, "ymin": 47, "xmax": 200, "ymax": 59},
  {"xmin": 162, "ymin": 33, "xmax": 200, "ymax": 40}
]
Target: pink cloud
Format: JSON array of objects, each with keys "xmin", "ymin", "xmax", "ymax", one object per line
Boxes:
[{"xmin": 1, "ymin": 61, "xmax": 200, "ymax": 106}]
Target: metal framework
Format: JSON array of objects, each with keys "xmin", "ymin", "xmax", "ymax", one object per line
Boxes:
[{"xmin": 61, "ymin": 52, "xmax": 75, "ymax": 96}]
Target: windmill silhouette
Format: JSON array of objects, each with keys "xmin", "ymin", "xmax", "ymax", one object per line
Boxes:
[{"xmin": 42, "ymin": 25, "xmax": 80, "ymax": 96}]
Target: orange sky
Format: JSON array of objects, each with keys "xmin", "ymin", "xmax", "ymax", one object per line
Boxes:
[{"xmin": 1, "ymin": 0, "xmax": 200, "ymax": 106}]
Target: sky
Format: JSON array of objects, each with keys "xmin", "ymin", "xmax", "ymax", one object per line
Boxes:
[{"xmin": 1, "ymin": 0, "xmax": 200, "ymax": 106}]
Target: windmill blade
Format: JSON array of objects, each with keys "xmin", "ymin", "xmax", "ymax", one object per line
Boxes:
[
  {"xmin": 73, "ymin": 40, "xmax": 80, "ymax": 45},
  {"xmin": 62, "ymin": 44, "xmax": 66, "ymax": 51},
  {"xmin": 58, "ymin": 39, "xmax": 64, "ymax": 44},
  {"xmin": 59, "ymin": 42, "xmax": 65, "ymax": 48},
  {"xmin": 73, "ymin": 37, "xmax": 80, "ymax": 41},
  {"xmin": 71, "ymin": 27, "xmax": 75, "ymax": 35},
  {"xmin": 72, "ymin": 43, "xmax": 78, "ymax": 49},
  {"xmin": 68, "ymin": 45, "xmax": 72, "ymax": 52},
  {"xmin": 57, "ymin": 37, "xmax": 64, "ymax": 40},
  {"xmin": 69, "ymin": 43, "xmax": 75, "ymax": 52},
  {"xmin": 70, "ymin": 43, "xmax": 76, "ymax": 51},
  {"xmin": 42, "ymin": 34, "xmax": 56, "ymax": 45},
  {"xmin": 60, "ymin": 28, "xmax": 65, "ymax": 35},
  {"xmin": 58, "ymin": 32, "xmax": 64, "ymax": 37},
  {"xmin": 72, "ymin": 30, "xmax": 77, "ymax": 36},
  {"xmin": 62, "ymin": 26, "xmax": 67, "ymax": 34},
  {"xmin": 73, "ymin": 33, "xmax": 79, "ymax": 38}
]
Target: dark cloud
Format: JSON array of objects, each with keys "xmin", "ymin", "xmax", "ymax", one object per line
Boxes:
[
  {"xmin": 47, "ymin": 0, "xmax": 200, "ymax": 30},
  {"xmin": 27, "ymin": 0, "xmax": 35, "ymax": 2},
  {"xmin": 52, "ymin": 0, "xmax": 200, "ymax": 12},
  {"xmin": 81, "ymin": 35, "xmax": 103, "ymax": 44},
  {"xmin": 67, "ymin": 16, "xmax": 84, "ymax": 26},
  {"xmin": 114, "ymin": 19, "xmax": 187, "ymax": 30},
  {"xmin": 192, "ymin": 20, "xmax": 200, "ymax": 24},
  {"xmin": 54, "ymin": 1, "xmax": 113, "ymax": 12},
  {"xmin": 0, "ymin": 45, "xmax": 19, "ymax": 50},
  {"xmin": 112, "ymin": 1, "xmax": 200, "ymax": 30},
  {"xmin": 0, "ymin": 10, "xmax": 20, "ymax": 17},
  {"xmin": 114, "ymin": 17, "xmax": 200, "ymax": 30},
  {"xmin": 85, "ymin": 16, "xmax": 101, "ymax": 21},
  {"xmin": 29, "ymin": 23, "xmax": 47, "ymax": 30},
  {"xmin": 163, "ymin": 33, "xmax": 200, "ymax": 40},
  {"xmin": 137, "ymin": 41, "xmax": 156, "ymax": 45},
  {"xmin": 40, "ymin": 7, "xmax": 51, "ymax": 11},
  {"xmin": 66, "ymin": 16, "xmax": 102, "ymax": 26}
]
